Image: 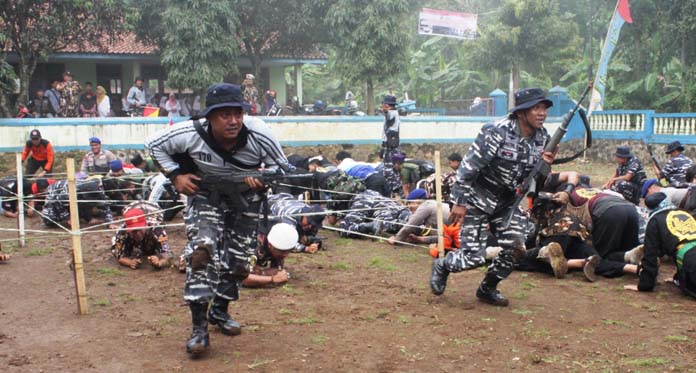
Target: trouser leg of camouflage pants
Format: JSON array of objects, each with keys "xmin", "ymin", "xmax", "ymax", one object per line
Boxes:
[
  {"xmin": 485, "ymin": 205, "xmax": 527, "ymax": 281},
  {"xmin": 372, "ymin": 208, "xmax": 410, "ymax": 234},
  {"xmin": 443, "ymin": 206, "xmax": 488, "ymax": 272},
  {"xmin": 381, "ymin": 147, "xmax": 403, "ymax": 197},
  {"xmin": 183, "ymin": 195, "xmax": 258, "ymax": 304},
  {"xmin": 339, "ymin": 210, "xmax": 370, "ymax": 237}
]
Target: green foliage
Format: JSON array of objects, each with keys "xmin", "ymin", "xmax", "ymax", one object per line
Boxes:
[{"xmin": 139, "ymin": 0, "xmax": 240, "ymax": 92}]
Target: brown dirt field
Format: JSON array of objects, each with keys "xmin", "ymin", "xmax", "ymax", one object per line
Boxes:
[{"xmin": 1, "ymin": 161, "xmax": 695, "ymax": 372}]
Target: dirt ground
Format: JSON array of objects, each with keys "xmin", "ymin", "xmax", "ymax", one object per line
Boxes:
[{"xmin": 1, "ymin": 161, "xmax": 696, "ymax": 372}]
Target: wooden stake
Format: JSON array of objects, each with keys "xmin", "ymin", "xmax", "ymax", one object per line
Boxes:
[
  {"xmin": 66, "ymin": 158, "xmax": 89, "ymax": 315},
  {"xmin": 433, "ymin": 151, "xmax": 445, "ymax": 258},
  {"xmin": 15, "ymin": 153, "xmax": 25, "ymax": 247}
]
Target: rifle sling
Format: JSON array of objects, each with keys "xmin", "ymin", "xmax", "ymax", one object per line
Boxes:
[{"xmin": 192, "ymin": 119, "xmax": 261, "ymax": 170}]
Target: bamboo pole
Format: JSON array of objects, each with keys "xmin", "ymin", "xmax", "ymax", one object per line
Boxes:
[
  {"xmin": 433, "ymin": 151, "xmax": 445, "ymax": 258},
  {"xmin": 66, "ymin": 158, "xmax": 89, "ymax": 315},
  {"xmin": 15, "ymin": 153, "xmax": 25, "ymax": 247}
]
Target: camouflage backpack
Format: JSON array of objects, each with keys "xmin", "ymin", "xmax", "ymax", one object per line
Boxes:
[{"xmin": 325, "ymin": 172, "xmax": 366, "ymax": 200}]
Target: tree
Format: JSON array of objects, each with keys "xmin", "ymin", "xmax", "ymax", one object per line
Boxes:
[
  {"xmin": 472, "ymin": 0, "xmax": 580, "ymax": 98},
  {"xmin": 327, "ymin": 0, "xmax": 417, "ymax": 114},
  {"xmin": 232, "ymin": 0, "xmax": 332, "ymax": 89},
  {"xmin": 0, "ymin": 0, "xmax": 132, "ymax": 109},
  {"xmin": 135, "ymin": 0, "xmax": 240, "ymax": 93}
]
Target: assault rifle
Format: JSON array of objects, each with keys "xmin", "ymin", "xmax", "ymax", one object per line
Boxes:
[
  {"xmin": 643, "ymin": 140, "xmax": 669, "ymax": 186},
  {"xmin": 501, "ymin": 83, "xmax": 593, "ymax": 229},
  {"xmin": 197, "ymin": 170, "xmax": 315, "ymax": 206}
]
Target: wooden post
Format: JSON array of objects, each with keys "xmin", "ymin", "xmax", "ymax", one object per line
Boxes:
[
  {"xmin": 433, "ymin": 151, "xmax": 445, "ymax": 258},
  {"xmin": 66, "ymin": 158, "xmax": 89, "ymax": 315},
  {"xmin": 15, "ymin": 153, "xmax": 25, "ymax": 247}
]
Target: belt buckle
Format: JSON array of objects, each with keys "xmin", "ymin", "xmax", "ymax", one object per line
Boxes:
[{"xmin": 249, "ymin": 255, "xmax": 257, "ymax": 268}]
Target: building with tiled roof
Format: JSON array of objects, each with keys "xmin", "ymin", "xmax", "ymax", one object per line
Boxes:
[{"xmin": 5, "ymin": 32, "xmax": 327, "ymax": 114}]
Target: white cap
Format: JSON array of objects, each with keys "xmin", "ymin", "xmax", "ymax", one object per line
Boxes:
[
  {"xmin": 267, "ymin": 223, "xmax": 299, "ymax": 251},
  {"xmin": 245, "ymin": 73, "xmax": 255, "ymax": 80}
]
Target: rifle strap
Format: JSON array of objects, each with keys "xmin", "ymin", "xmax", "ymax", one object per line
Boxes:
[
  {"xmin": 552, "ymin": 108, "xmax": 592, "ymax": 165},
  {"xmin": 192, "ymin": 119, "xmax": 260, "ymax": 170}
]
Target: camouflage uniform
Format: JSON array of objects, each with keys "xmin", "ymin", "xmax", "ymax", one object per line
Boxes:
[
  {"xmin": 447, "ymin": 116, "xmax": 548, "ymax": 277},
  {"xmin": 339, "ymin": 190, "xmax": 410, "ymax": 237},
  {"xmin": 61, "ymin": 81, "xmax": 81, "ymax": 117},
  {"xmin": 111, "ymin": 201, "xmax": 171, "ymax": 261},
  {"xmin": 611, "ymin": 156, "xmax": 646, "ymax": 204},
  {"xmin": 42, "ymin": 178, "xmax": 113, "ymax": 226},
  {"xmin": 661, "ymin": 153, "xmax": 693, "ymax": 188},
  {"xmin": 265, "ymin": 193, "xmax": 323, "ymax": 252},
  {"xmin": 143, "ymin": 173, "xmax": 184, "ymax": 221},
  {"xmin": 381, "ymin": 109, "xmax": 403, "ymax": 197}
]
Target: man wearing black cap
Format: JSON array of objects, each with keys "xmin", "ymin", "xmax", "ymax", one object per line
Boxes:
[
  {"xmin": 380, "ymin": 94, "xmax": 404, "ymax": 197},
  {"xmin": 430, "ymin": 87, "xmax": 556, "ymax": 307},
  {"xmin": 624, "ymin": 192, "xmax": 696, "ymax": 299},
  {"xmin": 146, "ymin": 83, "xmax": 293, "ymax": 357},
  {"xmin": 264, "ymin": 193, "xmax": 325, "ymax": 253},
  {"xmin": 21, "ymin": 129, "xmax": 54, "ymax": 176},
  {"xmin": 656, "ymin": 141, "xmax": 693, "ymax": 188},
  {"xmin": 602, "ymin": 146, "xmax": 646, "ymax": 204},
  {"xmin": 80, "ymin": 137, "xmax": 117, "ymax": 175}
]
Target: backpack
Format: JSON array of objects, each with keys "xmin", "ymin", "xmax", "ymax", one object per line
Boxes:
[{"xmin": 325, "ymin": 172, "xmax": 366, "ymax": 200}]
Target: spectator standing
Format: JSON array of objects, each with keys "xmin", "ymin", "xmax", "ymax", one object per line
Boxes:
[
  {"xmin": 126, "ymin": 77, "xmax": 147, "ymax": 116},
  {"xmin": 165, "ymin": 93, "xmax": 181, "ymax": 117},
  {"xmin": 61, "ymin": 71, "xmax": 81, "ymax": 117},
  {"xmin": 45, "ymin": 80, "xmax": 63, "ymax": 117},
  {"xmin": 96, "ymin": 85, "xmax": 111, "ymax": 117},
  {"xmin": 28, "ymin": 89, "xmax": 52, "ymax": 118},
  {"xmin": 242, "ymin": 74, "xmax": 259, "ymax": 115},
  {"xmin": 21, "ymin": 129, "xmax": 54, "ymax": 176},
  {"xmin": 79, "ymin": 82, "xmax": 97, "ymax": 117}
]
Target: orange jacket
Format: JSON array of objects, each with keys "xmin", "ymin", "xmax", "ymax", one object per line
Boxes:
[
  {"xmin": 22, "ymin": 139, "xmax": 54, "ymax": 170},
  {"xmin": 442, "ymin": 222, "xmax": 461, "ymax": 249}
]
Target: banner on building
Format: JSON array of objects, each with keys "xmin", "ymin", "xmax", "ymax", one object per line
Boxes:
[
  {"xmin": 418, "ymin": 8, "xmax": 478, "ymax": 40},
  {"xmin": 589, "ymin": 0, "xmax": 633, "ymax": 115}
]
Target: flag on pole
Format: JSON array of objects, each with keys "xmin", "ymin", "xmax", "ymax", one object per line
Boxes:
[{"xmin": 588, "ymin": 0, "xmax": 633, "ymax": 115}]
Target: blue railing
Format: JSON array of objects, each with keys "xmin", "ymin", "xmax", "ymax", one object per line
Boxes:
[{"xmin": 590, "ymin": 110, "xmax": 696, "ymax": 144}]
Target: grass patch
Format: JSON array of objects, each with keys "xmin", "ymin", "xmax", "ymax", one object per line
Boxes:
[
  {"xmin": 278, "ymin": 308, "xmax": 293, "ymax": 315},
  {"xmin": 286, "ymin": 317, "xmax": 320, "ymax": 325},
  {"xmin": 330, "ymin": 262, "xmax": 351, "ymax": 271},
  {"xmin": 664, "ymin": 335, "xmax": 689, "ymax": 342},
  {"xmin": 519, "ymin": 281, "xmax": 538, "ymax": 291},
  {"xmin": 398, "ymin": 315, "xmax": 410, "ymax": 324},
  {"xmin": 602, "ymin": 319, "xmax": 628, "ymax": 327},
  {"xmin": 25, "ymin": 247, "xmax": 54, "ymax": 257},
  {"xmin": 512, "ymin": 308, "xmax": 533, "ymax": 316},
  {"xmin": 368, "ymin": 256, "xmax": 396, "ymax": 272},
  {"xmin": 512, "ymin": 291, "xmax": 529, "ymax": 300},
  {"xmin": 622, "ymin": 357, "xmax": 669, "ymax": 367},
  {"xmin": 281, "ymin": 284, "xmax": 304, "ymax": 296},
  {"xmin": 119, "ymin": 293, "xmax": 140, "ymax": 302},
  {"xmin": 402, "ymin": 252, "xmax": 421, "ymax": 263},
  {"xmin": 451, "ymin": 338, "xmax": 480, "ymax": 346},
  {"xmin": 284, "ymin": 257, "xmax": 298, "ymax": 265},
  {"xmin": 481, "ymin": 317, "xmax": 496, "ymax": 322},
  {"xmin": 311, "ymin": 335, "xmax": 329, "ymax": 345},
  {"xmin": 93, "ymin": 298, "xmax": 111, "ymax": 307},
  {"xmin": 97, "ymin": 267, "xmax": 125, "ymax": 276},
  {"xmin": 333, "ymin": 238, "xmax": 352, "ymax": 246},
  {"xmin": 247, "ymin": 358, "xmax": 276, "ymax": 370}
]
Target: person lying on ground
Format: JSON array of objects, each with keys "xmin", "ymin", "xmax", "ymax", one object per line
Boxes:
[
  {"xmin": 624, "ymin": 192, "xmax": 696, "ymax": 299},
  {"xmin": 338, "ymin": 190, "xmax": 410, "ymax": 238},
  {"xmin": 387, "ymin": 188, "xmax": 450, "ymax": 245},
  {"xmin": 242, "ymin": 223, "xmax": 298, "ymax": 288},
  {"xmin": 336, "ymin": 151, "xmax": 390, "ymax": 197},
  {"xmin": 308, "ymin": 158, "xmax": 365, "ymax": 216},
  {"xmin": 142, "ymin": 173, "xmax": 184, "ymax": 221},
  {"xmin": 108, "ymin": 159, "xmax": 144, "ymax": 177},
  {"xmin": 111, "ymin": 203, "xmax": 172, "ymax": 270},
  {"xmin": 266, "ymin": 193, "xmax": 325, "ymax": 253},
  {"xmin": 42, "ymin": 178, "xmax": 116, "ymax": 228},
  {"xmin": 0, "ymin": 177, "xmax": 53, "ymax": 218}
]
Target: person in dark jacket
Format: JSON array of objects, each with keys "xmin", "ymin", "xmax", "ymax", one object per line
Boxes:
[{"xmin": 624, "ymin": 192, "xmax": 696, "ymax": 299}]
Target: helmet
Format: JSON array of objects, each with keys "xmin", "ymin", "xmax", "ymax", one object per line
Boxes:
[{"xmin": 313, "ymin": 100, "xmax": 327, "ymax": 111}]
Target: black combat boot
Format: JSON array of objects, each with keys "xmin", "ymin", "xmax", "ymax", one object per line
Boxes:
[
  {"xmin": 208, "ymin": 297, "xmax": 242, "ymax": 336},
  {"xmin": 429, "ymin": 258, "xmax": 450, "ymax": 296},
  {"xmin": 476, "ymin": 274, "xmax": 509, "ymax": 307},
  {"xmin": 186, "ymin": 302, "xmax": 210, "ymax": 357},
  {"xmin": 356, "ymin": 222, "xmax": 375, "ymax": 234}
]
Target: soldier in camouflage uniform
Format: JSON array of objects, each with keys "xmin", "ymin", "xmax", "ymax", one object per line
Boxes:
[
  {"xmin": 380, "ymin": 95, "xmax": 403, "ymax": 198},
  {"xmin": 146, "ymin": 83, "xmax": 292, "ymax": 357},
  {"xmin": 339, "ymin": 190, "xmax": 411, "ymax": 238},
  {"xmin": 603, "ymin": 146, "xmax": 646, "ymax": 204},
  {"xmin": 111, "ymin": 201, "xmax": 172, "ymax": 270},
  {"xmin": 656, "ymin": 141, "xmax": 693, "ymax": 188},
  {"xmin": 41, "ymin": 178, "xmax": 114, "ymax": 227},
  {"xmin": 60, "ymin": 72, "xmax": 81, "ymax": 117},
  {"xmin": 430, "ymin": 88, "xmax": 557, "ymax": 307},
  {"xmin": 264, "ymin": 193, "xmax": 325, "ymax": 253}
]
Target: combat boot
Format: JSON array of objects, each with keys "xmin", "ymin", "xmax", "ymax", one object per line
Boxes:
[
  {"xmin": 208, "ymin": 297, "xmax": 242, "ymax": 336},
  {"xmin": 429, "ymin": 258, "xmax": 449, "ymax": 295},
  {"xmin": 583, "ymin": 255, "xmax": 600, "ymax": 282},
  {"xmin": 356, "ymin": 222, "xmax": 375, "ymax": 234},
  {"xmin": 186, "ymin": 302, "xmax": 210, "ymax": 357},
  {"xmin": 537, "ymin": 242, "xmax": 568, "ymax": 279},
  {"xmin": 476, "ymin": 274, "xmax": 509, "ymax": 307}
]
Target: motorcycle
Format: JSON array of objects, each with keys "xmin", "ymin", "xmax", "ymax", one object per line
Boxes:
[{"xmin": 288, "ymin": 97, "xmax": 341, "ymax": 115}]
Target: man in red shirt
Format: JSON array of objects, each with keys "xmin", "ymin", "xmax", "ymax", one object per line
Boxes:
[{"xmin": 21, "ymin": 129, "xmax": 54, "ymax": 176}]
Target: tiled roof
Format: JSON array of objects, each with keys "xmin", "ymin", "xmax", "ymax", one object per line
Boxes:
[{"xmin": 59, "ymin": 33, "xmax": 157, "ymax": 55}]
